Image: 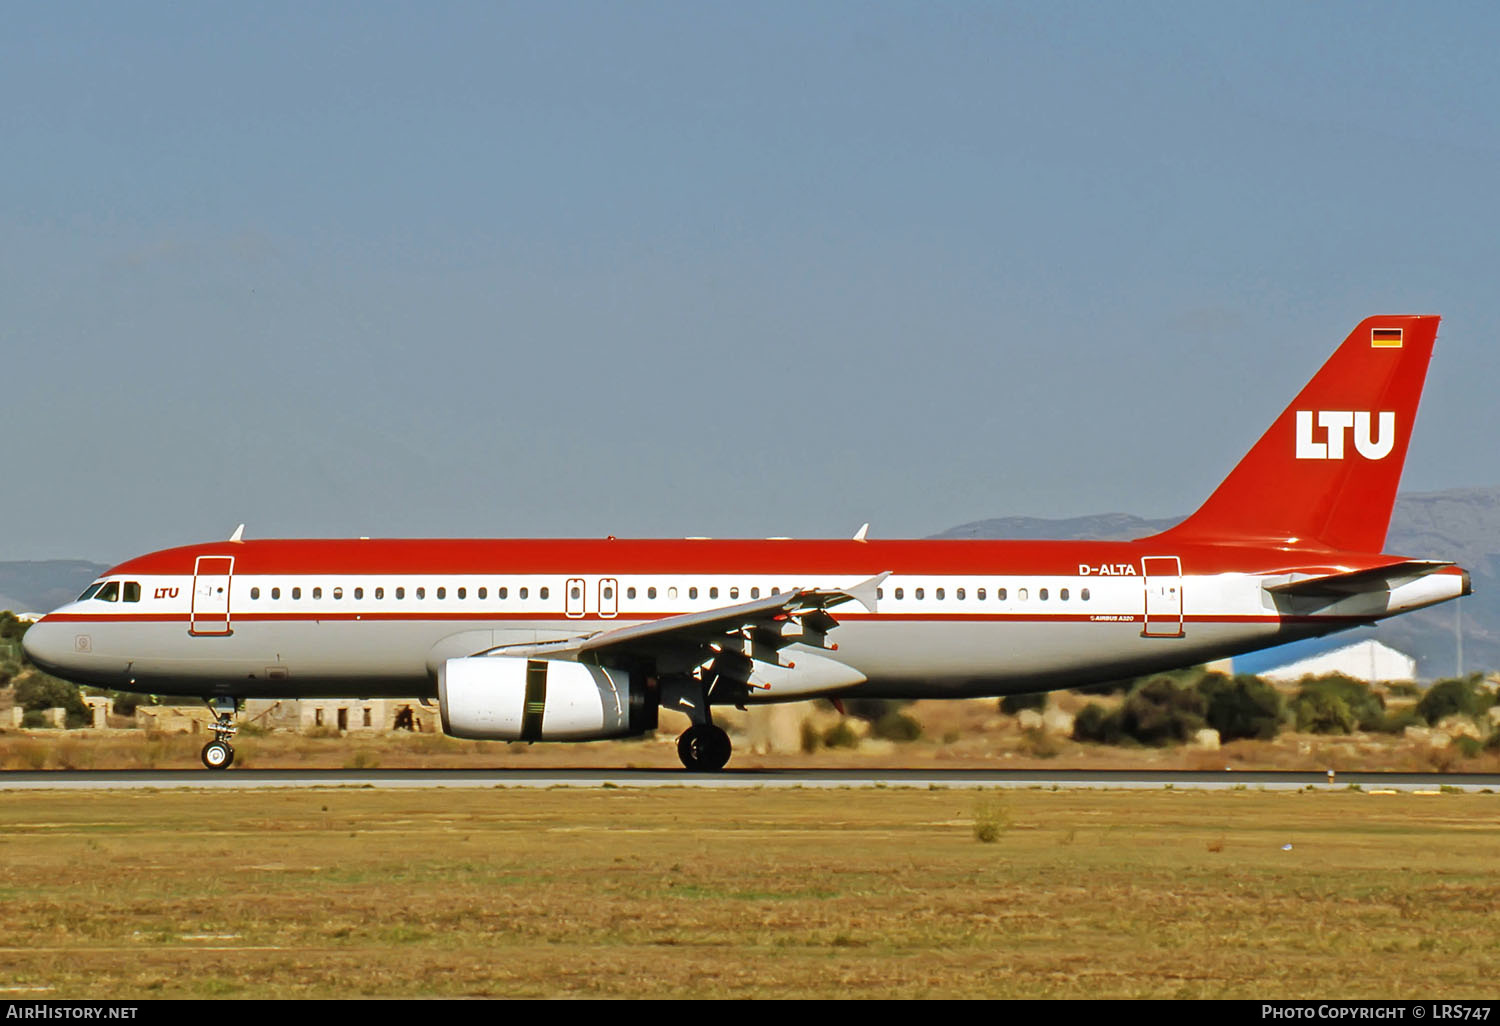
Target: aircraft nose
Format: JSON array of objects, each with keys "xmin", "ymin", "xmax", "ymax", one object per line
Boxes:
[{"xmin": 21, "ymin": 620, "xmax": 70, "ymax": 675}]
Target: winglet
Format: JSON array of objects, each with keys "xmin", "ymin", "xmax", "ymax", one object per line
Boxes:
[
  {"xmin": 852, "ymin": 523, "xmax": 870, "ymax": 542},
  {"xmin": 229, "ymin": 524, "xmax": 245, "ymax": 543},
  {"xmin": 838, "ymin": 571, "xmax": 890, "ymax": 613}
]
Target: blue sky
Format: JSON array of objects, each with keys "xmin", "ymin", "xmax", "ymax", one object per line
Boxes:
[{"xmin": 4, "ymin": 2, "xmax": 1498, "ymax": 561}]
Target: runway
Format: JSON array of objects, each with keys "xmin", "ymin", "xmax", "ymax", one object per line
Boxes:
[{"xmin": 2, "ymin": 768, "xmax": 1498, "ymax": 791}]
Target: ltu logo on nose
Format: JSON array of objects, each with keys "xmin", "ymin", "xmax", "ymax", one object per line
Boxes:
[{"xmin": 1295, "ymin": 411, "xmax": 1395, "ymax": 460}]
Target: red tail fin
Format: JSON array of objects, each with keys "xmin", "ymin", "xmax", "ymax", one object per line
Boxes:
[{"xmin": 1147, "ymin": 315, "xmax": 1439, "ymax": 553}]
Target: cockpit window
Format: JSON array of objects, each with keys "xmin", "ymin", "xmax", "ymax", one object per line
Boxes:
[
  {"xmin": 123, "ymin": 582, "xmax": 141, "ymax": 602},
  {"xmin": 77, "ymin": 582, "xmax": 105, "ymax": 602},
  {"xmin": 95, "ymin": 582, "xmax": 120, "ymax": 602}
]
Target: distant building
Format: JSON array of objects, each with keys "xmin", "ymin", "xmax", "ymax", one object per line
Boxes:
[{"xmin": 1235, "ymin": 638, "xmax": 1417, "ymax": 685}]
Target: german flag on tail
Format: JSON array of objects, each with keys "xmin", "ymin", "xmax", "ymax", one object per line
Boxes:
[{"xmin": 1371, "ymin": 327, "xmax": 1404, "ymax": 348}]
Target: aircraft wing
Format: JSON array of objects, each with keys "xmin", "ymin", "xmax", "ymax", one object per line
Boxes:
[
  {"xmin": 1263, "ymin": 560, "xmax": 1454, "ymax": 598},
  {"xmin": 473, "ymin": 572, "xmax": 890, "ymax": 682}
]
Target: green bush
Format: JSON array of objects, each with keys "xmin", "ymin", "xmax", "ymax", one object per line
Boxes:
[
  {"xmin": 0, "ymin": 612, "xmax": 28, "ymax": 644},
  {"xmin": 1071, "ymin": 703, "xmax": 1122, "ymax": 744},
  {"xmin": 1115, "ymin": 677, "xmax": 1206, "ymax": 746},
  {"xmin": 800, "ymin": 721, "xmax": 820, "ymax": 754},
  {"xmin": 1292, "ymin": 675, "xmax": 1384, "ymax": 731},
  {"xmin": 1453, "ymin": 736, "xmax": 1482, "ymax": 759},
  {"xmin": 1000, "ymin": 692, "xmax": 1046, "ymax": 716},
  {"xmin": 841, "ymin": 698, "xmax": 911, "ymax": 722},
  {"xmin": 1292, "ymin": 690, "xmax": 1355, "ymax": 734},
  {"xmin": 14, "ymin": 674, "xmax": 88, "ymax": 722},
  {"xmin": 1373, "ymin": 706, "xmax": 1422, "ymax": 734},
  {"xmin": 872, "ymin": 710, "xmax": 922, "ymax": 742},
  {"xmin": 822, "ymin": 721, "xmax": 860, "ymax": 749},
  {"xmin": 95, "ymin": 689, "xmax": 157, "ymax": 717},
  {"xmin": 1417, "ymin": 676, "xmax": 1485, "ymax": 725},
  {"xmin": 1198, "ymin": 674, "xmax": 1284, "ymax": 741}
]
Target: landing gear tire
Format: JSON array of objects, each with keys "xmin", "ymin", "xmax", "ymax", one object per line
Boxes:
[
  {"xmin": 201, "ymin": 740, "xmax": 234, "ymax": 770},
  {"xmin": 677, "ymin": 724, "xmax": 731, "ymax": 772}
]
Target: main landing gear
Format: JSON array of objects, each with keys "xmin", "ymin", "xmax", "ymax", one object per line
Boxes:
[
  {"xmin": 662, "ymin": 675, "xmax": 734, "ymax": 772},
  {"xmin": 201, "ymin": 697, "xmax": 238, "ymax": 770},
  {"xmin": 677, "ymin": 723, "xmax": 732, "ymax": 773}
]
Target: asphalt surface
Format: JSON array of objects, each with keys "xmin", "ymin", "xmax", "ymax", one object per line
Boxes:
[{"xmin": 1, "ymin": 768, "xmax": 1498, "ymax": 790}]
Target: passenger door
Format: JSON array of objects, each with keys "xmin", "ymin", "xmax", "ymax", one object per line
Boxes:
[
  {"xmin": 1141, "ymin": 556, "xmax": 1184, "ymax": 638},
  {"xmin": 190, "ymin": 555, "xmax": 235, "ymax": 636}
]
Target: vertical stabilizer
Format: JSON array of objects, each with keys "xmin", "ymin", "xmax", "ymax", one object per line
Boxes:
[{"xmin": 1145, "ymin": 315, "xmax": 1439, "ymax": 553}]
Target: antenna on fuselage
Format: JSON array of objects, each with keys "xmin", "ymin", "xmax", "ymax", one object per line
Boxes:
[
  {"xmin": 852, "ymin": 523, "xmax": 870, "ymax": 542},
  {"xmin": 229, "ymin": 524, "xmax": 245, "ymax": 543}
]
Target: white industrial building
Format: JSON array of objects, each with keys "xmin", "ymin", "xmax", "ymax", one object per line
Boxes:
[{"xmin": 1254, "ymin": 638, "xmax": 1417, "ymax": 685}]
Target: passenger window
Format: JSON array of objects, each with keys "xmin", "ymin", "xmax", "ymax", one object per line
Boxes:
[
  {"xmin": 519, "ymin": 587, "xmax": 529, "ymax": 600},
  {"xmin": 894, "ymin": 588, "xmax": 904, "ymax": 600},
  {"xmin": 436, "ymin": 587, "xmax": 445, "ymax": 599},
  {"xmin": 497, "ymin": 587, "xmax": 506, "ymax": 600},
  {"xmin": 668, "ymin": 587, "xmax": 678, "ymax": 599},
  {"xmin": 540, "ymin": 587, "xmax": 549, "ymax": 600},
  {"xmin": 998, "ymin": 588, "xmax": 1007, "ymax": 601},
  {"xmin": 1082, "ymin": 588, "xmax": 1090, "ymax": 601},
  {"xmin": 915, "ymin": 588, "xmax": 925, "ymax": 600},
  {"xmin": 333, "ymin": 587, "xmax": 344, "ymax": 600},
  {"xmin": 571, "ymin": 586, "xmax": 582, "ymax": 600},
  {"xmin": 750, "ymin": 587, "xmax": 760, "ymax": 599},
  {"xmin": 602, "ymin": 586, "xmax": 613, "ymax": 600},
  {"xmin": 627, "ymin": 587, "xmax": 637, "ymax": 599},
  {"xmin": 477, "ymin": 587, "xmax": 486, "ymax": 599},
  {"xmin": 1039, "ymin": 588, "xmax": 1048, "ymax": 601},
  {"xmin": 123, "ymin": 582, "xmax": 141, "ymax": 602},
  {"xmin": 292, "ymin": 587, "xmax": 302, "ymax": 600},
  {"xmin": 313, "ymin": 587, "xmax": 323, "ymax": 600},
  {"xmin": 877, "ymin": 588, "xmax": 884, "ymax": 600},
  {"xmin": 956, "ymin": 588, "xmax": 965, "ymax": 600},
  {"xmin": 354, "ymin": 587, "xmax": 364, "ymax": 599},
  {"xmin": 978, "ymin": 588, "xmax": 986, "ymax": 601},
  {"xmin": 96, "ymin": 582, "xmax": 120, "ymax": 602},
  {"xmin": 1018, "ymin": 588, "xmax": 1028, "ymax": 601},
  {"xmin": 689, "ymin": 587, "xmax": 698, "ymax": 600},
  {"xmin": 251, "ymin": 587, "xmax": 261, "ymax": 600},
  {"xmin": 396, "ymin": 587, "xmax": 406, "ymax": 599},
  {"xmin": 458, "ymin": 587, "xmax": 467, "ymax": 599},
  {"xmin": 935, "ymin": 588, "xmax": 945, "ymax": 601},
  {"xmin": 729, "ymin": 587, "xmax": 739, "ymax": 599},
  {"xmin": 375, "ymin": 587, "xmax": 384, "ymax": 600},
  {"xmin": 709, "ymin": 587, "xmax": 719, "ymax": 599},
  {"xmin": 648, "ymin": 587, "xmax": 657, "ymax": 599},
  {"xmin": 771, "ymin": 586, "xmax": 780, "ymax": 596},
  {"xmin": 1060, "ymin": 588, "xmax": 1069, "ymax": 601},
  {"xmin": 272, "ymin": 587, "xmax": 281, "ymax": 600},
  {"xmin": 416, "ymin": 587, "xmax": 425, "ymax": 599}
]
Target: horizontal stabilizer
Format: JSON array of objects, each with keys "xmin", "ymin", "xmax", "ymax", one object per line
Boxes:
[{"xmin": 1263, "ymin": 560, "xmax": 1453, "ymax": 598}]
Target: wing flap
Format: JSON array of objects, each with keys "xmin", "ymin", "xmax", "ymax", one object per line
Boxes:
[{"xmin": 474, "ymin": 572, "xmax": 892, "ymax": 667}]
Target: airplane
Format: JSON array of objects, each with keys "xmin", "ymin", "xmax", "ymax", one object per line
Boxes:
[{"xmin": 22, "ymin": 314, "xmax": 1469, "ymax": 771}]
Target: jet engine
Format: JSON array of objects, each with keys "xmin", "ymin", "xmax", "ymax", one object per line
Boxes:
[{"xmin": 438, "ymin": 656, "xmax": 656, "ymax": 741}]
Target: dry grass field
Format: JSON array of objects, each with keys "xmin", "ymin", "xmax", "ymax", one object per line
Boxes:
[{"xmin": 0, "ymin": 786, "xmax": 1496, "ymax": 999}]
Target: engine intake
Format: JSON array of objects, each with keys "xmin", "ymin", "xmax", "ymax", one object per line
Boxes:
[{"xmin": 439, "ymin": 656, "xmax": 655, "ymax": 741}]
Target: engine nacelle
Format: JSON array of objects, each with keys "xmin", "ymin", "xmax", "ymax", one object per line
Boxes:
[{"xmin": 438, "ymin": 656, "xmax": 655, "ymax": 741}]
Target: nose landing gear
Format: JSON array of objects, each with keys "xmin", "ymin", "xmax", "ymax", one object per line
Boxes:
[{"xmin": 200, "ymin": 697, "xmax": 238, "ymax": 770}]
